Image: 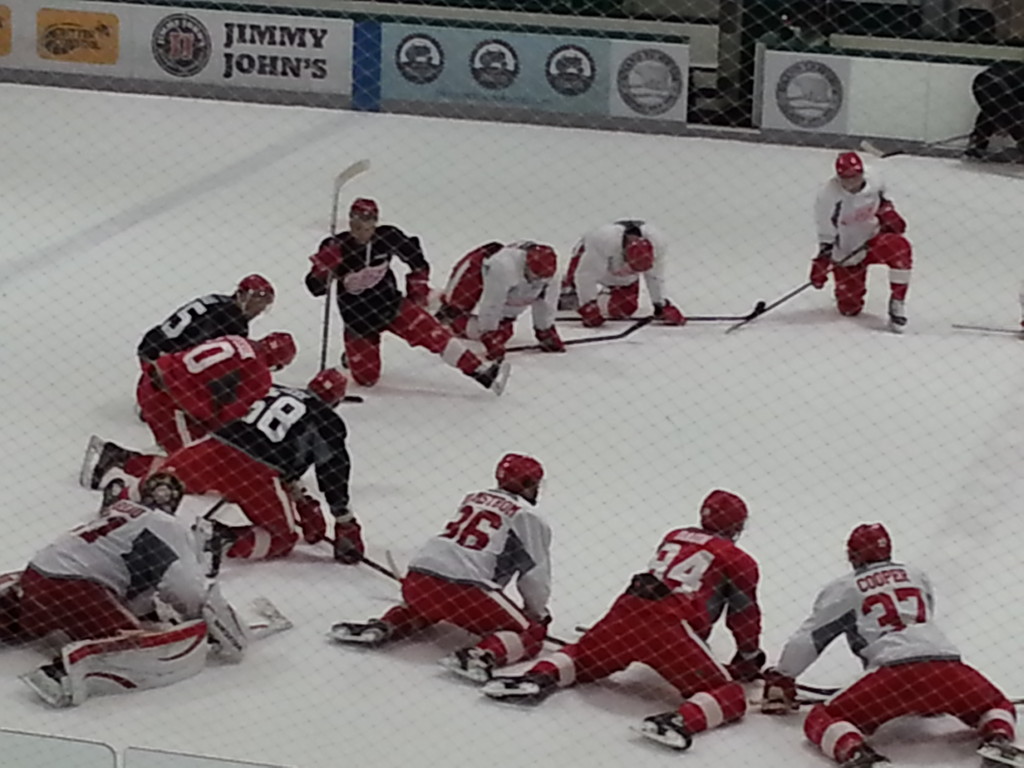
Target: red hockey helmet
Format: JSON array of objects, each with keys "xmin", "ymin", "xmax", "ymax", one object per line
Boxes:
[
  {"xmin": 835, "ymin": 152, "xmax": 864, "ymax": 179},
  {"xmin": 308, "ymin": 368, "xmax": 348, "ymax": 407},
  {"xmin": 847, "ymin": 523, "xmax": 892, "ymax": 568},
  {"xmin": 350, "ymin": 198, "xmax": 380, "ymax": 220},
  {"xmin": 256, "ymin": 332, "xmax": 297, "ymax": 372},
  {"xmin": 624, "ymin": 238, "xmax": 655, "ymax": 273},
  {"xmin": 496, "ymin": 453, "xmax": 544, "ymax": 498},
  {"xmin": 236, "ymin": 274, "xmax": 275, "ymax": 300},
  {"xmin": 525, "ymin": 244, "xmax": 557, "ymax": 280},
  {"xmin": 700, "ymin": 490, "xmax": 748, "ymax": 541}
]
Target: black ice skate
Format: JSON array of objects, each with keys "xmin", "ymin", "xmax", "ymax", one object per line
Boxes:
[
  {"xmin": 888, "ymin": 298, "xmax": 907, "ymax": 334},
  {"xmin": 472, "ymin": 359, "xmax": 511, "ymax": 396},
  {"xmin": 841, "ymin": 745, "xmax": 890, "ymax": 768},
  {"xmin": 79, "ymin": 435, "xmax": 137, "ymax": 490},
  {"xmin": 979, "ymin": 735, "xmax": 1024, "ymax": 768},
  {"xmin": 481, "ymin": 672, "xmax": 558, "ymax": 702},
  {"xmin": 636, "ymin": 712, "xmax": 693, "ymax": 751},
  {"xmin": 328, "ymin": 620, "xmax": 393, "ymax": 647},
  {"xmin": 439, "ymin": 647, "xmax": 496, "ymax": 683}
]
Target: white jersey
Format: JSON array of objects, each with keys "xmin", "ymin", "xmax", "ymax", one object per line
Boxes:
[
  {"xmin": 814, "ymin": 171, "xmax": 890, "ymax": 263},
  {"xmin": 476, "ymin": 242, "xmax": 558, "ymax": 333},
  {"xmin": 775, "ymin": 560, "xmax": 961, "ymax": 678},
  {"xmin": 571, "ymin": 221, "xmax": 668, "ymax": 306},
  {"xmin": 408, "ymin": 488, "xmax": 552, "ymax": 620},
  {"xmin": 29, "ymin": 500, "xmax": 207, "ymax": 620}
]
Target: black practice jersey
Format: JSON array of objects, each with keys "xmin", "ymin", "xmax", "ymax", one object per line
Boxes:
[
  {"xmin": 138, "ymin": 294, "xmax": 249, "ymax": 363},
  {"xmin": 213, "ymin": 384, "xmax": 351, "ymax": 516},
  {"xmin": 305, "ymin": 225, "xmax": 429, "ymax": 337}
]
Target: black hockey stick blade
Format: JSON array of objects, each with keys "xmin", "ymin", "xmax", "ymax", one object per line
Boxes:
[
  {"xmin": 556, "ymin": 314, "xmax": 746, "ymax": 324},
  {"xmin": 342, "ymin": 394, "xmax": 364, "ymax": 403},
  {"xmin": 952, "ymin": 324, "xmax": 1021, "ymax": 336},
  {"xmin": 507, "ymin": 316, "xmax": 653, "ymax": 352}
]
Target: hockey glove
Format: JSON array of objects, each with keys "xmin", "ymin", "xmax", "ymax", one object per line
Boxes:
[
  {"xmin": 310, "ymin": 242, "xmax": 343, "ymax": 281},
  {"xmin": 726, "ymin": 648, "xmax": 766, "ymax": 683},
  {"xmin": 534, "ymin": 326, "xmax": 565, "ymax": 353},
  {"xmin": 760, "ymin": 668, "xmax": 799, "ymax": 715},
  {"xmin": 405, "ymin": 269, "xmax": 431, "ymax": 307},
  {"xmin": 653, "ymin": 300, "xmax": 686, "ymax": 326},
  {"xmin": 809, "ymin": 256, "xmax": 831, "ymax": 290},
  {"xmin": 295, "ymin": 495, "xmax": 327, "ymax": 545},
  {"xmin": 876, "ymin": 201, "xmax": 907, "ymax": 234},
  {"xmin": 481, "ymin": 329, "xmax": 509, "ymax": 360},
  {"xmin": 333, "ymin": 519, "xmax": 365, "ymax": 565},
  {"xmin": 578, "ymin": 300, "xmax": 605, "ymax": 328}
]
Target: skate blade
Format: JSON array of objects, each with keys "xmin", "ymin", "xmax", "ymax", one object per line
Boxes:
[
  {"xmin": 79, "ymin": 435, "xmax": 104, "ymax": 489},
  {"xmin": 481, "ymin": 679, "xmax": 542, "ymax": 700},
  {"xmin": 438, "ymin": 655, "xmax": 491, "ymax": 683},
  {"xmin": 631, "ymin": 724, "xmax": 692, "ymax": 751},
  {"xmin": 979, "ymin": 743, "xmax": 1024, "ymax": 768},
  {"xmin": 491, "ymin": 360, "xmax": 512, "ymax": 397}
]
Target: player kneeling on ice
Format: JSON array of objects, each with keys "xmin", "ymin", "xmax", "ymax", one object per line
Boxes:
[
  {"xmin": 305, "ymin": 198, "xmax": 510, "ymax": 395},
  {"xmin": 85, "ymin": 369, "xmax": 361, "ymax": 568},
  {"xmin": 484, "ymin": 490, "xmax": 765, "ymax": 753},
  {"xmin": 812, "ymin": 152, "xmax": 913, "ymax": 333},
  {"xmin": 0, "ymin": 474, "xmax": 285, "ymax": 708},
  {"xmin": 330, "ymin": 454, "xmax": 552, "ymax": 683},
  {"xmin": 760, "ymin": 523, "xmax": 1019, "ymax": 768},
  {"xmin": 559, "ymin": 220, "xmax": 685, "ymax": 328},
  {"xmin": 435, "ymin": 241, "xmax": 565, "ymax": 360}
]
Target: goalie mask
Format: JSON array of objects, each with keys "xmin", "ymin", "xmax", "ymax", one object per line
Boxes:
[{"xmin": 139, "ymin": 473, "xmax": 185, "ymax": 515}]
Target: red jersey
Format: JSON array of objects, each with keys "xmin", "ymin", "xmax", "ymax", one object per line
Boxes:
[
  {"xmin": 154, "ymin": 336, "xmax": 272, "ymax": 430},
  {"xmin": 645, "ymin": 526, "xmax": 762, "ymax": 652}
]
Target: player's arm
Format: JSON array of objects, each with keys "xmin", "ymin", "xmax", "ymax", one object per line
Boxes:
[
  {"xmin": 478, "ymin": 257, "xmax": 516, "ymax": 332},
  {"xmin": 510, "ymin": 511, "xmax": 553, "ymax": 621},
  {"xmin": 388, "ymin": 226, "xmax": 431, "ymax": 305},
  {"xmin": 311, "ymin": 410, "xmax": 352, "ymax": 520},
  {"xmin": 723, "ymin": 550, "xmax": 763, "ymax": 653},
  {"xmin": 573, "ymin": 234, "xmax": 604, "ymax": 306},
  {"xmin": 642, "ymin": 226, "xmax": 669, "ymax": 307},
  {"xmin": 531, "ymin": 279, "xmax": 559, "ymax": 331},
  {"xmin": 774, "ymin": 579, "xmax": 855, "ymax": 678},
  {"xmin": 814, "ymin": 185, "xmax": 840, "ymax": 251},
  {"xmin": 306, "ymin": 236, "xmax": 343, "ymax": 297}
]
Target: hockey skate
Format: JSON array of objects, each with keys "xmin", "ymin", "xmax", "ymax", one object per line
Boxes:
[
  {"xmin": 887, "ymin": 298, "xmax": 907, "ymax": 334},
  {"xmin": 840, "ymin": 745, "xmax": 890, "ymax": 768},
  {"xmin": 472, "ymin": 359, "xmax": 511, "ymax": 396},
  {"xmin": 79, "ymin": 436, "xmax": 133, "ymax": 490},
  {"xmin": 636, "ymin": 712, "xmax": 693, "ymax": 751},
  {"xmin": 979, "ymin": 736, "xmax": 1024, "ymax": 768},
  {"xmin": 439, "ymin": 647, "xmax": 496, "ymax": 683},
  {"xmin": 328, "ymin": 620, "xmax": 393, "ymax": 647},
  {"xmin": 481, "ymin": 672, "xmax": 558, "ymax": 702},
  {"xmin": 20, "ymin": 660, "xmax": 72, "ymax": 708}
]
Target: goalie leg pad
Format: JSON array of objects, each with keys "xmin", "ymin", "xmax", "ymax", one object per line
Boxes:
[{"xmin": 203, "ymin": 583, "xmax": 250, "ymax": 663}]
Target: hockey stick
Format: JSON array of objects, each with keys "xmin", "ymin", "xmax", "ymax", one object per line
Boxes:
[
  {"xmin": 952, "ymin": 323, "xmax": 1021, "ymax": 336},
  {"xmin": 507, "ymin": 316, "xmax": 654, "ymax": 353},
  {"xmin": 725, "ymin": 245, "xmax": 868, "ymax": 334},
  {"xmin": 557, "ymin": 314, "xmax": 751, "ymax": 324},
  {"xmin": 319, "ymin": 159, "xmax": 372, "ymax": 372},
  {"xmin": 860, "ymin": 133, "xmax": 970, "ymax": 159}
]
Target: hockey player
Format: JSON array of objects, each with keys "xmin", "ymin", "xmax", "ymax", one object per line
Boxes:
[
  {"xmin": 435, "ymin": 241, "xmax": 565, "ymax": 360},
  {"xmin": 484, "ymin": 490, "xmax": 763, "ymax": 753},
  {"xmin": 330, "ymin": 454, "xmax": 552, "ymax": 682},
  {"xmin": 86, "ymin": 369, "xmax": 359, "ymax": 565},
  {"xmin": 137, "ymin": 274, "xmax": 275, "ymax": 366},
  {"xmin": 9, "ymin": 474, "xmax": 252, "ymax": 708},
  {"xmin": 760, "ymin": 523, "xmax": 1017, "ymax": 768},
  {"xmin": 559, "ymin": 220, "xmax": 686, "ymax": 328},
  {"xmin": 305, "ymin": 198, "xmax": 510, "ymax": 394},
  {"xmin": 811, "ymin": 152, "xmax": 913, "ymax": 332},
  {"xmin": 965, "ymin": 61, "xmax": 1024, "ymax": 161},
  {"xmin": 135, "ymin": 333, "xmax": 296, "ymax": 454}
]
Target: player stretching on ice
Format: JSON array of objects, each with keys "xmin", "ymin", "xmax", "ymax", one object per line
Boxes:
[
  {"xmin": 330, "ymin": 454, "xmax": 552, "ymax": 681},
  {"xmin": 484, "ymin": 490, "xmax": 764, "ymax": 753},
  {"xmin": 812, "ymin": 152, "xmax": 913, "ymax": 332},
  {"xmin": 761, "ymin": 523, "xmax": 1019, "ymax": 768}
]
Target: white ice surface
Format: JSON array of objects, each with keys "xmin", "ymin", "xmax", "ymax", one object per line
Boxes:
[{"xmin": 1, "ymin": 84, "xmax": 1024, "ymax": 767}]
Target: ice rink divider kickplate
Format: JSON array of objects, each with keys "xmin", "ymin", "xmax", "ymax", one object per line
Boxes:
[
  {"xmin": 0, "ymin": 727, "xmax": 117, "ymax": 767},
  {"xmin": 125, "ymin": 746, "xmax": 293, "ymax": 768}
]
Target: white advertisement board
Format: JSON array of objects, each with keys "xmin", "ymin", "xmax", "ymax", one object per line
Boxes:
[
  {"xmin": 759, "ymin": 50, "xmax": 852, "ymax": 134},
  {"xmin": 608, "ymin": 39, "xmax": 689, "ymax": 122}
]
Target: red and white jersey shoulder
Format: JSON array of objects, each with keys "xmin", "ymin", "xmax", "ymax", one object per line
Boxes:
[
  {"xmin": 477, "ymin": 242, "xmax": 558, "ymax": 333},
  {"xmin": 572, "ymin": 221, "xmax": 668, "ymax": 305},
  {"xmin": 646, "ymin": 526, "xmax": 762, "ymax": 649},
  {"xmin": 408, "ymin": 488, "xmax": 552, "ymax": 619},
  {"xmin": 815, "ymin": 170, "xmax": 889, "ymax": 263},
  {"xmin": 775, "ymin": 561, "xmax": 961, "ymax": 678},
  {"xmin": 29, "ymin": 499, "xmax": 207, "ymax": 620}
]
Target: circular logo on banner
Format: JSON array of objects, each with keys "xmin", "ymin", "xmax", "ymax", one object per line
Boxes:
[
  {"xmin": 545, "ymin": 44, "xmax": 595, "ymax": 97},
  {"xmin": 395, "ymin": 33, "xmax": 444, "ymax": 85},
  {"xmin": 775, "ymin": 60, "xmax": 844, "ymax": 129},
  {"xmin": 152, "ymin": 14, "xmax": 211, "ymax": 78},
  {"xmin": 469, "ymin": 39, "xmax": 519, "ymax": 91},
  {"xmin": 616, "ymin": 48, "xmax": 683, "ymax": 116}
]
